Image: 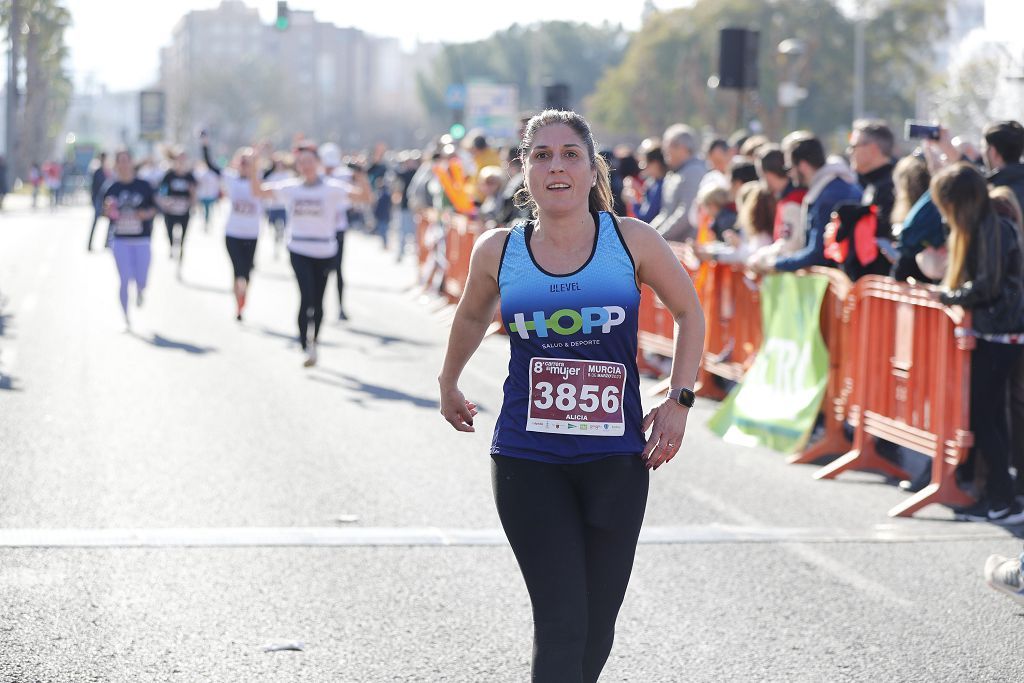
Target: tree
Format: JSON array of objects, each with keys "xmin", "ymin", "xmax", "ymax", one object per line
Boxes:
[
  {"xmin": 416, "ymin": 21, "xmax": 629, "ymax": 136},
  {"xmin": 587, "ymin": 0, "xmax": 948, "ymax": 145},
  {"xmin": 185, "ymin": 57, "xmax": 298, "ymax": 153},
  {"xmin": 1, "ymin": 0, "xmax": 72, "ymax": 179}
]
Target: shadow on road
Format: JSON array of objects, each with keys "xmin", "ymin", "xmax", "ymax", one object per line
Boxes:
[
  {"xmin": 308, "ymin": 367, "xmax": 441, "ymax": 409},
  {"xmin": 343, "ymin": 326, "xmax": 432, "ymax": 348},
  {"xmin": 179, "ymin": 280, "xmax": 232, "ymax": 295},
  {"xmin": 256, "ymin": 326, "xmax": 340, "ymax": 348},
  {"xmin": 134, "ymin": 332, "xmax": 217, "ymax": 355}
]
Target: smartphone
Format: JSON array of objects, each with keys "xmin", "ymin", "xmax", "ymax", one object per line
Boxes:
[
  {"xmin": 876, "ymin": 238, "xmax": 901, "ymax": 264},
  {"xmin": 904, "ymin": 120, "xmax": 941, "ymax": 141}
]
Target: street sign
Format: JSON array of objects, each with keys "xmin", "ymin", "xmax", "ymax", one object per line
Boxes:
[
  {"xmin": 465, "ymin": 83, "xmax": 518, "ymax": 141},
  {"xmin": 444, "ymin": 84, "xmax": 467, "ymax": 110},
  {"xmin": 139, "ymin": 91, "xmax": 165, "ymax": 142}
]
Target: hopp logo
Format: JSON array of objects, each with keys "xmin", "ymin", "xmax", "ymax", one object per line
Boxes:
[{"xmin": 509, "ymin": 306, "xmax": 625, "ymax": 339}]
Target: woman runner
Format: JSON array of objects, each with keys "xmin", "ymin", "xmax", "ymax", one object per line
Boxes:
[
  {"xmin": 157, "ymin": 148, "xmax": 197, "ymax": 279},
  {"xmin": 250, "ymin": 142, "xmax": 365, "ymax": 366},
  {"xmin": 103, "ymin": 150, "xmax": 158, "ymax": 330},
  {"xmin": 201, "ymin": 133, "xmax": 263, "ymax": 321},
  {"xmin": 439, "ymin": 110, "xmax": 705, "ymax": 682}
]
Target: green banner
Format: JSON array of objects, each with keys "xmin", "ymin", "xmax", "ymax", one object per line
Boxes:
[{"xmin": 707, "ymin": 273, "xmax": 830, "ymax": 453}]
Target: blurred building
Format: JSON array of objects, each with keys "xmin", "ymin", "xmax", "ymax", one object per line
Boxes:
[
  {"xmin": 158, "ymin": 0, "xmax": 431, "ymax": 150},
  {"xmin": 62, "ymin": 83, "xmax": 140, "ymax": 158}
]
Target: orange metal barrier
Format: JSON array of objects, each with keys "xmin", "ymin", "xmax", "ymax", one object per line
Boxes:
[
  {"xmin": 442, "ymin": 214, "xmax": 477, "ymax": 303},
  {"xmin": 701, "ymin": 262, "xmax": 762, "ymax": 386},
  {"xmin": 811, "ymin": 276, "xmax": 975, "ymax": 517},
  {"xmin": 415, "ymin": 212, "xmax": 431, "ymax": 269},
  {"xmin": 788, "ymin": 267, "xmax": 855, "ymax": 465},
  {"xmin": 636, "ymin": 248, "xmax": 763, "ymax": 398}
]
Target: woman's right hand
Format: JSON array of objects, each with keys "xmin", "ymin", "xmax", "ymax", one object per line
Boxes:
[{"xmin": 440, "ymin": 384, "xmax": 478, "ymax": 432}]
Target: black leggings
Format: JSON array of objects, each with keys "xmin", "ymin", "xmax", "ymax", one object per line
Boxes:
[
  {"xmin": 492, "ymin": 454, "xmax": 649, "ymax": 683},
  {"xmin": 289, "ymin": 251, "xmax": 333, "ymax": 349},
  {"xmin": 333, "ymin": 231, "xmax": 346, "ymax": 308},
  {"xmin": 225, "ymin": 236, "xmax": 257, "ymax": 281},
  {"xmin": 164, "ymin": 214, "xmax": 190, "ymax": 252}
]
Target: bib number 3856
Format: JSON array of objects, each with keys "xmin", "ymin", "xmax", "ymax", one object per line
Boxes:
[{"xmin": 526, "ymin": 357, "xmax": 626, "ymax": 436}]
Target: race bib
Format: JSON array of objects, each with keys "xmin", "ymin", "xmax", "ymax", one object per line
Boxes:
[
  {"xmin": 526, "ymin": 357, "xmax": 626, "ymax": 436},
  {"xmin": 232, "ymin": 200, "xmax": 257, "ymax": 215},
  {"xmin": 164, "ymin": 197, "xmax": 190, "ymax": 215},
  {"xmin": 117, "ymin": 213, "xmax": 143, "ymax": 235}
]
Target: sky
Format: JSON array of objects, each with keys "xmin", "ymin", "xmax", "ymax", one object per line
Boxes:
[{"xmin": 58, "ymin": 0, "xmax": 695, "ymax": 92}]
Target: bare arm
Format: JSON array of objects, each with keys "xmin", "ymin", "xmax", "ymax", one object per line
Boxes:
[
  {"xmin": 249, "ymin": 152, "xmax": 276, "ymax": 200},
  {"xmin": 619, "ymin": 216, "xmax": 705, "ymax": 469},
  {"xmin": 438, "ymin": 228, "xmax": 507, "ymax": 432}
]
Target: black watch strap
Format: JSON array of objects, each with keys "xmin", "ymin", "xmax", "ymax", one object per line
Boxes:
[{"xmin": 668, "ymin": 387, "xmax": 696, "ymax": 408}]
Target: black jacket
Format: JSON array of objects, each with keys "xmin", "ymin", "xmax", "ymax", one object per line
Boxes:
[
  {"xmin": 939, "ymin": 215, "xmax": 1024, "ymax": 334},
  {"xmin": 988, "ymin": 162, "xmax": 1024, "ymax": 213}
]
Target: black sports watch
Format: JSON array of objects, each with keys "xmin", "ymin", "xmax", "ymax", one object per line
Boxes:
[{"xmin": 667, "ymin": 387, "xmax": 696, "ymax": 408}]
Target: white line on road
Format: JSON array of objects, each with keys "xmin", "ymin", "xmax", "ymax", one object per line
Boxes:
[{"xmin": 0, "ymin": 525, "xmax": 1006, "ymax": 548}]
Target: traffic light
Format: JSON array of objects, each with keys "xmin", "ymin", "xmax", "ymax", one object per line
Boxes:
[
  {"xmin": 448, "ymin": 123, "xmax": 466, "ymax": 140},
  {"xmin": 275, "ymin": 1, "xmax": 289, "ymax": 30}
]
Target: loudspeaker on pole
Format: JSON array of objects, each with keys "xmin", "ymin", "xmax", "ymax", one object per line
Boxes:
[{"xmin": 718, "ymin": 28, "xmax": 759, "ymax": 90}]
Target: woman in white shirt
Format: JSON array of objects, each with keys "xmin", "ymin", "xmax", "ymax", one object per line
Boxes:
[
  {"xmin": 251, "ymin": 142, "xmax": 365, "ymax": 366},
  {"xmin": 202, "ymin": 133, "xmax": 263, "ymax": 321}
]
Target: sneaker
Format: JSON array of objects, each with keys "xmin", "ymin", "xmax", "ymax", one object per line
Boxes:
[
  {"xmin": 988, "ymin": 502, "xmax": 1024, "ymax": 526},
  {"xmin": 954, "ymin": 499, "xmax": 991, "ymax": 522},
  {"xmin": 303, "ymin": 343, "xmax": 318, "ymax": 368},
  {"xmin": 984, "ymin": 554, "xmax": 1024, "ymax": 606},
  {"xmin": 235, "ymin": 312, "xmax": 243, "ymax": 322},
  {"xmin": 338, "ymin": 310, "xmax": 348, "ymax": 322},
  {"xmin": 136, "ymin": 290, "xmax": 144, "ymax": 307}
]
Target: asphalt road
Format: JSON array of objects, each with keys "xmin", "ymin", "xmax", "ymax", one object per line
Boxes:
[{"xmin": 1, "ymin": 196, "xmax": 1022, "ymax": 682}]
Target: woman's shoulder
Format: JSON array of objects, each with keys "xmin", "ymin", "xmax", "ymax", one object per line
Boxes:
[
  {"xmin": 474, "ymin": 226, "xmax": 513, "ymax": 257},
  {"xmin": 609, "ymin": 213, "xmax": 661, "ymax": 248}
]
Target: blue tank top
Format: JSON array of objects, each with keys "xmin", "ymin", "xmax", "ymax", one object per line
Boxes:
[{"xmin": 491, "ymin": 210, "xmax": 645, "ymax": 463}]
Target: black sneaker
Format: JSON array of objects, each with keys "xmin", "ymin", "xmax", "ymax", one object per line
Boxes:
[
  {"xmin": 988, "ymin": 502, "xmax": 1024, "ymax": 526},
  {"xmin": 954, "ymin": 499, "xmax": 991, "ymax": 522}
]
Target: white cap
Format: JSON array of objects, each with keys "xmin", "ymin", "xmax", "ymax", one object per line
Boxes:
[{"xmin": 318, "ymin": 142, "xmax": 341, "ymax": 169}]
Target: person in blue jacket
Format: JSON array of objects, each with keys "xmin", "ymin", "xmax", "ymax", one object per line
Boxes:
[{"xmin": 764, "ymin": 132, "xmax": 862, "ymax": 273}]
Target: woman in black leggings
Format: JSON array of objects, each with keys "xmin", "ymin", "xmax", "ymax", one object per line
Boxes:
[
  {"xmin": 158, "ymin": 149, "xmax": 197, "ymax": 279},
  {"xmin": 251, "ymin": 142, "xmax": 365, "ymax": 367},
  {"xmin": 439, "ymin": 110, "xmax": 705, "ymax": 681}
]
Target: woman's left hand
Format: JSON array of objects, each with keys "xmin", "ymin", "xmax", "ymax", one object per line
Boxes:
[{"xmin": 640, "ymin": 400, "xmax": 690, "ymax": 470}]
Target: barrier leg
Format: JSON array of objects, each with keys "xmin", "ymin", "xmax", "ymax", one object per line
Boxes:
[
  {"xmin": 813, "ymin": 432, "xmax": 910, "ymax": 481},
  {"xmin": 789, "ymin": 426, "xmax": 851, "ymax": 465},
  {"xmin": 695, "ymin": 367, "xmax": 728, "ymax": 400},
  {"xmin": 887, "ymin": 459, "xmax": 974, "ymax": 518}
]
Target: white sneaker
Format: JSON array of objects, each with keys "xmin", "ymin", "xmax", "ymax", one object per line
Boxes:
[
  {"xmin": 984, "ymin": 554, "xmax": 1024, "ymax": 606},
  {"xmin": 303, "ymin": 343, "xmax": 318, "ymax": 368}
]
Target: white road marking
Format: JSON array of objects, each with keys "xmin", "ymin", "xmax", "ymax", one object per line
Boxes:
[{"xmin": 0, "ymin": 524, "xmax": 1004, "ymax": 548}]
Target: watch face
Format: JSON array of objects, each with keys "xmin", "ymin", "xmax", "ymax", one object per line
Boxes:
[{"xmin": 673, "ymin": 389, "xmax": 695, "ymax": 407}]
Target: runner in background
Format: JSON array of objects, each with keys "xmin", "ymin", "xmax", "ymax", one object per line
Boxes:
[
  {"xmin": 439, "ymin": 110, "xmax": 704, "ymax": 682},
  {"xmin": 158, "ymin": 148, "xmax": 197, "ymax": 280},
  {"xmin": 250, "ymin": 142, "xmax": 367, "ymax": 366},
  {"xmin": 195, "ymin": 156, "xmax": 222, "ymax": 233},
  {"xmin": 201, "ymin": 132, "xmax": 262, "ymax": 322},
  {"xmin": 87, "ymin": 152, "xmax": 111, "ymax": 251},
  {"xmin": 319, "ymin": 143, "xmax": 369, "ymax": 321},
  {"xmin": 103, "ymin": 150, "xmax": 158, "ymax": 331}
]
